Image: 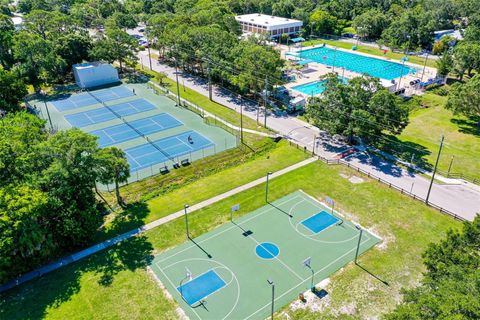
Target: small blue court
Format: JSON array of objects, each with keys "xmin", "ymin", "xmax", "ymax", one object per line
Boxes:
[
  {"xmin": 125, "ymin": 130, "xmax": 214, "ymax": 171},
  {"xmin": 51, "ymin": 93, "xmax": 99, "ymax": 112},
  {"xmin": 90, "ymin": 86, "xmax": 134, "ymax": 103},
  {"xmin": 301, "ymin": 211, "xmax": 339, "ymax": 234},
  {"xmin": 177, "ymin": 270, "xmax": 226, "ymax": 306},
  {"xmin": 65, "ymin": 99, "xmax": 157, "ymax": 127},
  {"xmin": 90, "ymin": 113, "xmax": 183, "ymax": 147}
]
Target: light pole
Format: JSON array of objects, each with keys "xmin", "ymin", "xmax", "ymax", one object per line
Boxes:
[
  {"xmin": 184, "ymin": 205, "xmax": 190, "ymax": 239},
  {"xmin": 354, "ymin": 224, "xmax": 363, "ymax": 264},
  {"xmin": 266, "ymin": 172, "xmax": 273, "ymax": 203},
  {"xmin": 267, "ymin": 279, "xmax": 275, "ymax": 320},
  {"xmin": 41, "ymin": 91, "xmax": 53, "ymax": 132},
  {"xmin": 239, "ymin": 95, "xmax": 244, "ymax": 144},
  {"xmin": 174, "ymin": 47, "xmax": 181, "ymax": 107}
]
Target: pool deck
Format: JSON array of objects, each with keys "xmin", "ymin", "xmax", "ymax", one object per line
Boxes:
[{"xmin": 280, "ymin": 43, "xmax": 437, "ymax": 98}]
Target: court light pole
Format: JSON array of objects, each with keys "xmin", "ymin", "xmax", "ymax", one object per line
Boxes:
[
  {"xmin": 354, "ymin": 224, "xmax": 363, "ymax": 264},
  {"xmin": 267, "ymin": 279, "xmax": 275, "ymax": 320},
  {"xmin": 41, "ymin": 91, "xmax": 54, "ymax": 132},
  {"xmin": 265, "ymin": 172, "xmax": 273, "ymax": 203},
  {"xmin": 426, "ymin": 135, "xmax": 444, "ymax": 205},
  {"xmin": 184, "ymin": 205, "xmax": 190, "ymax": 239}
]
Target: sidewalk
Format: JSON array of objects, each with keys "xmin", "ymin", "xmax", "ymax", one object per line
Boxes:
[{"xmin": 0, "ymin": 157, "xmax": 317, "ymax": 293}]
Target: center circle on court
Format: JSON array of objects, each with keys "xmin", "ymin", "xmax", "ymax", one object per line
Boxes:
[{"xmin": 255, "ymin": 242, "xmax": 280, "ymax": 259}]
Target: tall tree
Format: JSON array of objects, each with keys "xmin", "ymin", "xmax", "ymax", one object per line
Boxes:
[
  {"xmin": 0, "ymin": 69, "xmax": 27, "ymax": 113},
  {"xmin": 96, "ymin": 147, "xmax": 130, "ymax": 206},
  {"xmin": 386, "ymin": 216, "xmax": 480, "ymax": 319},
  {"xmin": 446, "ymin": 75, "xmax": 480, "ymax": 126},
  {"xmin": 0, "ymin": 14, "xmax": 14, "ymax": 68}
]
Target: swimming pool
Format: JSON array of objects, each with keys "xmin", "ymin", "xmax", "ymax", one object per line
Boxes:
[
  {"xmin": 291, "ymin": 77, "xmax": 348, "ymax": 96},
  {"xmin": 298, "ymin": 47, "xmax": 417, "ymax": 80}
]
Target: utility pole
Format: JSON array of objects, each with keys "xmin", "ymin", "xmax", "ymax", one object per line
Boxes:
[
  {"xmin": 239, "ymin": 95, "xmax": 244, "ymax": 143},
  {"xmin": 426, "ymin": 135, "xmax": 444, "ymax": 205},
  {"xmin": 420, "ymin": 53, "xmax": 428, "ymax": 82},
  {"xmin": 174, "ymin": 52, "xmax": 181, "ymax": 107},
  {"xmin": 264, "ymin": 76, "xmax": 268, "ymax": 128},
  {"xmin": 207, "ymin": 59, "xmax": 212, "ymax": 101},
  {"xmin": 146, "ymin": 24, "xmax": 153, "ymax": 70}
]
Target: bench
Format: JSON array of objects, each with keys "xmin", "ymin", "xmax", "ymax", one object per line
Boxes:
[
  {"xmin": 181, "ymin": 159, "xmax": 190, "ymax": 166},
  {"xmin": 159, "ymin": 166, "xmax": 169, "ymax": 174},
  {"xmin": 173, "ymin": 162, "xmax": 180, "ymax": 169}
]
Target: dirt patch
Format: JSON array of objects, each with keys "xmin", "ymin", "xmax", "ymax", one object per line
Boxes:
[{"xmin": 339, "ymin": 173, "xmax": 365, "ymax": 184}]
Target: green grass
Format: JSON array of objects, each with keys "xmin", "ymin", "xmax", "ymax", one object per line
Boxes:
[
  {"xmin": 302, "ymin": 39, "xmax": 436, "ymax": 68},
  {"xmin": 137, "ymin": 66, "xmax": 269, "ymax": 133},
  {"xmin": 97, "ymin": 138, "xmax": 310, "ymax": 242},
  {"xmin": 378, "ymin": 92, "xmax": 480, "ymax": 181},
  {"xmin": 1, "ymin": 161, "xmax": 460, "ymax": 319}
]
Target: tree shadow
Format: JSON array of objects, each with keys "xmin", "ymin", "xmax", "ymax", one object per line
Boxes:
[
  {"xmin": 0, "ymin": 231, "xmax": 154, "ymax": 319},
  {"xmin": 96, "ymin": 201, "xmax": 151, "ymax": 242},
  {"xmin": 450, "ymin": 116, "xmax": 480, "ymax": 137},
  {"xmin": 372, "ymin": 135, "xmax": 433, "ymax": 172}
]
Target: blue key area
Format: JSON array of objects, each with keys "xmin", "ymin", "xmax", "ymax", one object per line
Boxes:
[
  {"xmin": 255, "ymin": 242, "xmax": 280, "ymax": 259},
  {"xmin": 177, "ymin": 270, "xmax": 226, "ymax": 305},
  {"xmin": 301, "ymin": 211, "xmax": 339, "ymax": 234}
]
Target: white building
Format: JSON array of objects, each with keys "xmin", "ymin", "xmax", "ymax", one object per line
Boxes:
[
  {"xmin": 235, "ymin": 14, "xmax": 303, "ymax": 38},
  {"xmin": 73, "ymin": 62, "xmax": 120, "ymax": 89}
]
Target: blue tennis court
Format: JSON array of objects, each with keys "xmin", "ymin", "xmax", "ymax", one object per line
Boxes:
[
  {"xmin": 51, "ymin": 93, "xmax": 99, "ymax": 112},
  {"xmin": 90, "ymin": 113, "xmax": 183, "ymax": 147},
  {"xmin": 177, "ymin": 270, "xmax": 226, "ymax": 305},
  {"xmin": 109, "ymin": 99, "xmax": 156, "ymax": 116},
  {"xmin": 90, "ymin": 86, "xmax": 134, "ymax": 102},
  {"xmin": 65, "ymin": 108, "xmax": 116, "ymax": 127},
  {"xmin": 301, "ymin": 211, "xmax": 339, "ymax": 234},
  {"xmin": 125, "ymin": 130, "xmax": 214, "ymax": 171}
]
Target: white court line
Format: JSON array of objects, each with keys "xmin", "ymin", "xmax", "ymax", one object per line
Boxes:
[
  {"xmin": 83, "ymin": 112, "xmax": 95, "ymax": 125},
  {"xmin": 244, "ymin": 236, "xmax": 373, "ymax": 320},
  {"xmin": 156, "ymin": 195, "xmax": 304, "ymax": 264},
  {"xmin": 244, "ymin": 233, "xmax": 304, "ymax": 281}
]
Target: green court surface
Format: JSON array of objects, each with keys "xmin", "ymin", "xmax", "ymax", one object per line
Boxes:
[{"xmin": 150, "ymin": 190, "xmax": 380, "ymax": 320}]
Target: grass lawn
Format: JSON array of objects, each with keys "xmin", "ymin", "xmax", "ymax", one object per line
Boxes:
[
  {"xmin": 378, "ymin": 92, "xmax": 480, "ymax": 181},
  {"xmin": 302, "ymin": 39, "xmax": 436, "ymax": 68},
  {"xmin": 136, "ymin": 66, "xmax": 269, "ymax": 133},
  {"xmin": 1, "ymin": 161, "xmax": 460, "ymax": 319},
  {"xmin": 97, "ymin": 137, "xmax": 310, "ymax": 242}
]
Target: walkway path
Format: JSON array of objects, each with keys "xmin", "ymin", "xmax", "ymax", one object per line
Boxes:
[
  {"xmin": 0, "ymin": 157, "xmax": 317, "ymax": 293},
  {"xmin": 138, "ymin": 50, "xmax": 480, "ymax": 220}
]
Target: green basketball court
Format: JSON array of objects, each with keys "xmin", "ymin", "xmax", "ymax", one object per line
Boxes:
[{"xmin": 150, "ymin": 190, "xmax": 380, "ymax": 319}]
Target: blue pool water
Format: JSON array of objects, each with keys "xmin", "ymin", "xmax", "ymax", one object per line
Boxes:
[
  {"xmin": 291, "ymin": 77, "xmax": 348, "ymax": 96},
  {"xmin": 298, "ymin": 47, "xmax": 417, "ymax": 80}
]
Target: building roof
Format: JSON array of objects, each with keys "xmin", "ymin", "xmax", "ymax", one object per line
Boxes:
[{"xmin": 235, "ymin": 14, "xmax": 303, "ymax": 29}]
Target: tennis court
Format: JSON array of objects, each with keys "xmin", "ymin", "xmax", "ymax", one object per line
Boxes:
[
  {"xmin": 90, "ymin": 113, "xmax": 183, "ymax": 147},
  {"xmin": 125, "ymin": 130, "xmax": 214, "ymax": 171},
  {"xmin": 65, "ymin": 99, "xmax": 157, "ymax": 127},
  {"xmin": 51, "ymin": 93, "xmax": 99, "ymax": 112},
  {"xmin": 151, "ymin": 190, "xmax": 380, "ymax": 320},
  {"xmin": 90, "ymin": 85, "xmax": 135, "ymax": 102}
]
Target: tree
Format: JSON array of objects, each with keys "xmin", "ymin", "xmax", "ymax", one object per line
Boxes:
[
  {"xmin": 436, "ymin": 51, "xmax": 453, "ymax": 76},
  {"xmin": 309, "ymin": 9, "xmax": 338, "ymax": 36},
  {"xmin": 0, "ymin": 185, "xmax": 51, "ymax": 281},
  {"xmin": 13, "ymin": 31, "xmax": 67, "ymax": 90},
  {"xmin": 90, "ymin": 27, "xmax": 138, "ymax": 72},
  {"xmin": 446, "ymin": 75, "xmax": 480, "ymax": 125},
  {"xmin": 307, "ymin": 74, "xmax": 408, "ymax": 142},
  {"xmin": 0, "ymin": 14, "xmax": 14, "ymax": 68},
  {"xmin": 352, "ymin": 9, "xmax": 390, "ymax": 40},
  {"xmin": 432, "ymin": 35, "xmax": 455, "ymax": 55},
  {"xmin": 452, "ymin": 41, "xmax": 480, "ymax": 79},
  {"xmin": 463, "ymin": 26, "xmax": 480, "ymax": 42},
  {"xmin": 386, "ymin": 216, "xmax": 480, "ymax": 319},
  {"xmin": 0, "ymin": 69, "xmax": 27, "ymax": 113},
  {"xmin": 96, "ymin": 147, "xmax": 130, "ymax": 206}
]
